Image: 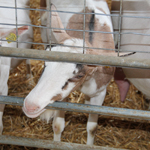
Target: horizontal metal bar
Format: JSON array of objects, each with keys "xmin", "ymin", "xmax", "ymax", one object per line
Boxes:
[
  {"xmin": 1, "ymin": 5, "xmax": 150, "ymax": 20},
  {"xmin": 0, "ymin": 47, "xmax": 150, "ymax": 69},
  {"xmin": 0, "ymin": 23, "xmax": 117, "ymax": 35},
  {"xmin": 121, "ymin": 31, "xmax": 150, "ymax": 37},
  {"xmin": 0, "ymin": 95, "xmax": 150, "ymax": 121},
  {"xmin": 1, "ymin": 22, "xmax": 150, "ymax": 37},
  {"xmin": 0, "ymin": 135, "xmax": 126, "ymax": 150},
  {"xmin": 1, "ymin": 39, "xmax": 150, "ymax": 54}
]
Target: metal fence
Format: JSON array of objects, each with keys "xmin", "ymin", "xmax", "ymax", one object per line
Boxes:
[{"xmin": 0, "ymin": 0, "xmax": 150, "ymax": 149}]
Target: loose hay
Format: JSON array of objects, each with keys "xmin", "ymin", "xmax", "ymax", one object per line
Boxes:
[
  {"xmin": 30, "ymin": 0, "xmax": 44, "ymax": 50},
  {"xmin": 1, "ymin": 0, "xmax": 150, "ymax": 150},
  {"xmin": 2, "ymin": 60, "xmax": 150, "ymax": 150}
]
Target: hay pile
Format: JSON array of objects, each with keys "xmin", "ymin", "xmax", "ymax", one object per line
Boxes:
[
  {"xmin": 1, "ymin": 60, "xmax": 150, "ymax": 150},
  {"xmin": 1, "ymin": 0, "xmax": 150, "ymax": 150},
  {"xmin": 30, "ymin": 0, "xmax": 44, "ymax": 50}
]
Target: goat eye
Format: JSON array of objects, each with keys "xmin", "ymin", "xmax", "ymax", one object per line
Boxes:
[
  {"xmin": 68, "ymin": 73, "xmax": 85, "ymax": 82},
  {"xmin": 62, "ymin": 82, "xmax": 68, "ymax": 89},
  {"xmin": 76, "ymin": 74, "xmax": 84, "ymax": 79}
]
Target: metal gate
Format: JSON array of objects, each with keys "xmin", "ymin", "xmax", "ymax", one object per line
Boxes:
[{"xmin": 0, "ymin": 0, "xmax": 150, "ymax": 149}]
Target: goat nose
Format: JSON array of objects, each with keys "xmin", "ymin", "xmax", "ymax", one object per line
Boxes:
[{"xmin": 25, "ymin": 100, "xmax": 40, "ymax": 112}]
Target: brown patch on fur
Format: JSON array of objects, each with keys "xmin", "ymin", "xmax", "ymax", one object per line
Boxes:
[
  {"xmin": 68, "ymin": 65, "xmax": 87, "ymax": 83},
  {"xmin": 85, "ymin": 95, "xmax": 91, "ymax": 101},
  {"xmin": 51, "ymin": 94, "xmax": 62, "ymax": 101},
  {"xmin": 66, "ymin": 8, "xmax": 92, "ymax": 41},
  {"xmin": 53, "ymin": 125, "xmax": 60, "ymax": 134},
  {"xmin": 82, "ymin": 65, "xmax": 115, "ymax": 90},
  {"xmin": 93, "ymin": 66, "xmax": 115, "ymax": 89},
  {"xmin": 62, "ymin": 82, "xmax": 68, "ymax": 90},
  {"xmin": 53, "ymin": 110, "xmax": 65, "ymax": 134},
  {"xmin": 90, "ymin": 125, "xmax": 98, "ymax": 137},
  {"xmin": 69, "ymin": 65, "xmax": 91, "ymax": 92},
  {"xmin": 66, "ymin": 6, "xmax": 115, "ymax": 91},
  {"xmin": 66, "ymin": 8, "xmax": 115, "ymax": 55}
]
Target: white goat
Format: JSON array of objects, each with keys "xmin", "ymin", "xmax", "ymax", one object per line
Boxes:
[
  {"xmin": 114, "ymin": 0, "xmax": 150, "ymax": 103},
  {"xmin": 122, "ymin": 0, "xmax": 150, "ymax": 101},
  {"xmin": 0, "ymin": 0, "xmax": 33, "ymax": 133},
  {"xmin": 23, "ymin": 0, "xmax": 115, "ymax": 145}
]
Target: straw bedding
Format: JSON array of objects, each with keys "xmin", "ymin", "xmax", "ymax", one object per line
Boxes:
[{"xmin": 1, "ymin": 0, "xmax": 150, "ymax": 150}]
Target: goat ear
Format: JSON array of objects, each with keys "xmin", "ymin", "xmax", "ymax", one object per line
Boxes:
[
  {"xmin": 1, "ymin": 26, "xmax": 29, "ymax": 38},
  {"xmin": 14, "ymin": 26, "xmax": 29, "ymax": 36},
  {"xmin": 51, "ymin": 4, "xmax": 70, "ymax": 43}
]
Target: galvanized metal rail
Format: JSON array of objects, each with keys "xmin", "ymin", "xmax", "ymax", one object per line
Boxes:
[
  {"xmin": 0, "ymin": 47, "xmax": 150, "ymax": 69},
  {"xmin": 0, "ymin": 95, "xmax": 150, "ymax": 121},
  {"xmin": 0, "ymin": 135, "xmax": 127, "ymax": 150},
  {"xmin": 2, "ymin": 39, "xmax": 150, "ymax": 54},
  {"xmin": 1, "ymin": 22, "xmax": 150, "ymax": 37}
]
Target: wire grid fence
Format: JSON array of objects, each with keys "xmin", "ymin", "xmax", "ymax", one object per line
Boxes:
[
  {"xmin": 0, "ymin": 0, "xmax": 150, "ymax": 54},
  {"xmin": 0, "ymin": 0, "xmax": 150, "ymax": 68},
  {"xmin": 0, "ymin": 0, "xmax": 150, "ymax": 149}
]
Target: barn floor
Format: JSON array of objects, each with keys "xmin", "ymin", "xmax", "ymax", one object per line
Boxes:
[{"xmin": 0, "ymin": 60, "xmax": 150, "ymax": 150}]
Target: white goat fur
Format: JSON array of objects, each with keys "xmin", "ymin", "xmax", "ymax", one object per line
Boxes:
[
  {"xmin": 0, "ymin": 0, "xmax": 33, "ymax": 133},
  {"xmin": 23, "ymin": 0, "xmax": 115, "ymax": 145},
  {"xmin": 118, "ymin": 0, "xmax": 150, "ymax": 101}
]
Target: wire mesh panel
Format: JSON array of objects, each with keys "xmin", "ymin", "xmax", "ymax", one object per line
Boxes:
[
  {"xmin": 112, "ymin": 0, "xmax": 150, "ymax": 54},
  {"xmin": 0, "ymin": 0, "xmax": 150, "ymax": 57}
]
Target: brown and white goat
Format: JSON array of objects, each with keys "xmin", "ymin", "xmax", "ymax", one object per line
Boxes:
[{"xmin": 23, "ymin": 0, "xmax": 115, "ymax": 145}]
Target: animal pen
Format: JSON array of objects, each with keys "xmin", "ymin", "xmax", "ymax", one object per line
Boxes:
[{"xmin": 0, "ymin": 0, "xmax": 150, "ymax": 149}]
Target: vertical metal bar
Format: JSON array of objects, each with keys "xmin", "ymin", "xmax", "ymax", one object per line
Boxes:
[
  {"xmin": 49, "ymin": 0, "xmax": 52, "ymax": 50},
  {"xmin": 83, "ymin": 0, "xmax": 86, "ymax": 54},
  {"xmin": 117, "ymin": 0, "xmax": 123, "ymax": 56},
  {"xmin": 49, "ymin": 0, "xmax": 52, "ymax": 51},
  {"xmin": 14, "ymin": 0, "xmax": 18, "ymax": 48},
  {"xmin": 46, "ymin": 0, "xmax": 52, "ymax": 51}
]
